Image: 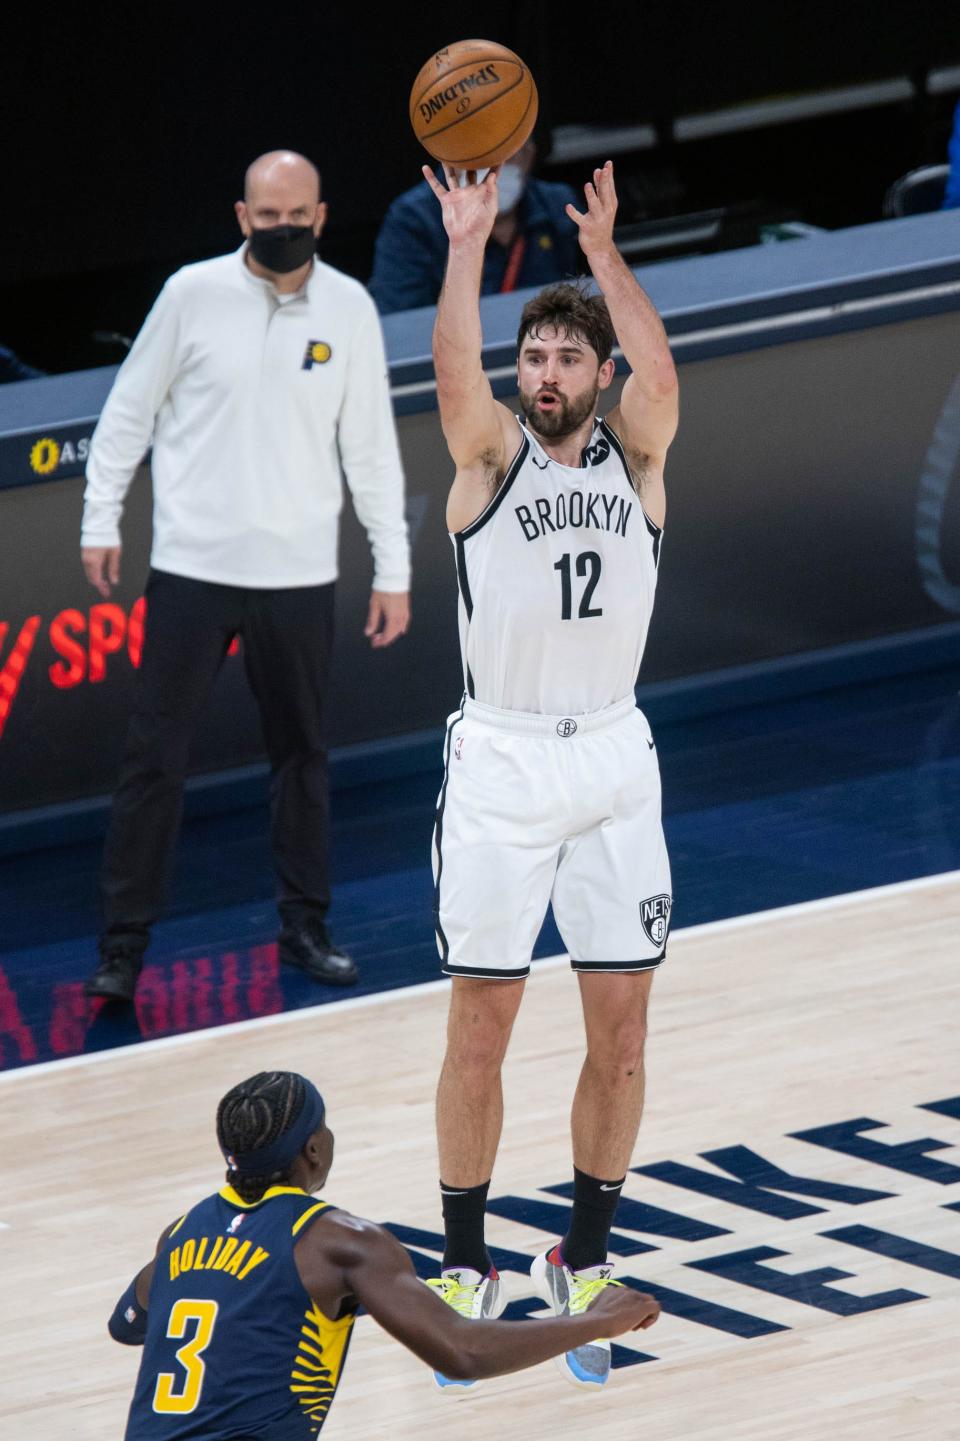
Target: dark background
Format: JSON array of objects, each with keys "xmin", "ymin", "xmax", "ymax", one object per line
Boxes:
[
  {"xmin": 3, "ymin": 309, "xmax": 958, "ymax": 812},
  {"xmin": 2, "ymin": 1, "xmax": 958, "ymax": 374}
]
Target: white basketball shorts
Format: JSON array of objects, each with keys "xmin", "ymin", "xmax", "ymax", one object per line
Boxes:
[{"xmin": 432, "ymin": 694, "xmax": 672, "ymax": 979}]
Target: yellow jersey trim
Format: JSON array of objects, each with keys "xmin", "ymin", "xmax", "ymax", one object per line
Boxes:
[
  {"xmin": 291, "ymin": 1201, "xmax": 330, "ymax": 1237},
  {"xmin": 168, "ymin": 1213, "xmax": 188, "ymax": 1237},
  {"xmin": 218, "ymin": 1184, "xmax": 307, "ymax": 1209}
]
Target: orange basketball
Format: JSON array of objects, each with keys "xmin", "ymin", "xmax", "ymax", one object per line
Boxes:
[{"xmin": 409, "ymin": 39, "xmax": 539, "ymax": 170}]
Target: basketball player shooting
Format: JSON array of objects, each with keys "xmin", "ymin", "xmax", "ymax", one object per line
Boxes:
[{"xmin": 423, "ymin": 158, "xmax": 678, "ymax": 1391}]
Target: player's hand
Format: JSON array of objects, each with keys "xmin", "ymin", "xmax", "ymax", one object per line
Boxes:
[
  {"xmin": 365, "ymin": 589, "xmax": 410, "ymax": 649},
  {"xmin": 566, "ymin": 160, "xmax": 618, "ymax": 258},
  {"xmin": 82, "ymin": 545, "xmax": 122, "ymax": 598},
  {"xmin": 422, "ymin": 164, "xmax": 500, "ymax": 247},
  {"xmin": 586, "ymin": 1284, "xmax": 660, "ymax": 1334}
]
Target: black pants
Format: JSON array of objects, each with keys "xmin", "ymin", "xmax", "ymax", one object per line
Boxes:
[{"xmin": 101, "ymin": 569, "xmax": 336, "ymax": 942}]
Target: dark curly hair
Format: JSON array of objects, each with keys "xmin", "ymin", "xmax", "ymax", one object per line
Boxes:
[
  {"xmin": 517, "ymin": 281, "xmax": 615, "ymax": 366},
  {"xmin": 216, "ymin": 1071, "xmax": 307, "ymax": 1204}
]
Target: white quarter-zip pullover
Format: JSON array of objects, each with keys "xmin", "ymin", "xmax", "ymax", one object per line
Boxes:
[{"xmin": 82, "ymin": 247, "xmax": 409, "ymax": 590}]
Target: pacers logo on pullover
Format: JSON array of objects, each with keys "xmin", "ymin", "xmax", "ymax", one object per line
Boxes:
[{"xmin": 302, "ymin": 340, "xmax": 333, "ymax": 370}]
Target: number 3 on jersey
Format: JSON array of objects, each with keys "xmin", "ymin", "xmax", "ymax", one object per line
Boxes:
[
  {"xmin": 554, "ymin": 551, "xmax": 603, "ymax": 620},
  {"xmin": 153, "ymin": 1299, "xmax": 219, "ymax": 1414}
]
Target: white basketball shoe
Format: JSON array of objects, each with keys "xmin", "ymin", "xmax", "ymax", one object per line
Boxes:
[
  {"xmin": 530, "ymin": 1246, "xmax": 620, "ymax": 1389},
  {"xmin": 426, "ymin": 1266, "xmax": 506, "ymax": 1392}
]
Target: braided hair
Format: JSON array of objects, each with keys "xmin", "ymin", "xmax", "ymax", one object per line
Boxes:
[{"xmin": 216, "ymin": 1071, "xmax": 307, "ymax": 1204}]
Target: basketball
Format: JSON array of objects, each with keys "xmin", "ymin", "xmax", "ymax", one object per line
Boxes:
[{"xmin": 409, "ymin": 39, "xmax": 539, "ymax": 170}]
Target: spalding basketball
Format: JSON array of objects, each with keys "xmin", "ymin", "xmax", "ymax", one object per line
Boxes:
[{"xmin": 409, "ymin": 39, "xmax": 539, "ymax": 170}]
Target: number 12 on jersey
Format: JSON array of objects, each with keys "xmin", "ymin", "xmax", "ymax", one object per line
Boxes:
[{"xmin": 554, "ymin": 551, "xmax": 603, "ymax": 620}]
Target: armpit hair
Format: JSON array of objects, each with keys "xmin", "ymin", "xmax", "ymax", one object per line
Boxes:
[
  {"xmin": 478, "ymin": 446, "xmax": 506, "ymax": 494},
  {"xmin": 624, "ymin": 445, "xmax": 651, "ymax": 498},
  {"xmin": 601, "ymin": 414, "xmax": 650, "ymax": 496}
]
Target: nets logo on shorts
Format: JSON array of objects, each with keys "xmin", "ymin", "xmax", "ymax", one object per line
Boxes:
[
  {"xmin": 640, "ymin": 894, "xmax": 672, "ymax": 947},
  {"xmin": 556, "ymin": 718, "xmax": 578, "ymax": 738}
]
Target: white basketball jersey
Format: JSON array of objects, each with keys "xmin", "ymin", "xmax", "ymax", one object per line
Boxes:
[{"xmin": 453, "ymin": 415, "xmax": 662, "ymax": 714}]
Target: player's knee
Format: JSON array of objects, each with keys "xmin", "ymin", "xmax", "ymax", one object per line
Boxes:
[
  {"xmin": 590, "ymin": 1015, "xmax": 647, "ymax": 1079},
  {"xmin": 450, "ymin": 1023, "xmax": 512, "ymax": 1075},
  {"xmin": 447, "ymin": 1004, "xmax": 515, "ymax": 1073}
]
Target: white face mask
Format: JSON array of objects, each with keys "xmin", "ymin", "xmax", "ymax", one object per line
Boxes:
[
  {"xmin": 451, "ymin": 162, "xmax": 526, "ymax": 215},
  {"xmin": 449, "ymin": 163, "xmax": 524, "ymax": 213},
  {"xmin": 496, "ymin": 162, "xmax": 526, "ymax": 215}
]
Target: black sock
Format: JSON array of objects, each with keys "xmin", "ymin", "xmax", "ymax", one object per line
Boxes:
[
  {"xmin": 440, "ymin": 1178, "xmax": 492, "ymax": 1275},
  {"xmin": 560, "ymin": 1166, "xmax": 625, "ymax": 1271}
]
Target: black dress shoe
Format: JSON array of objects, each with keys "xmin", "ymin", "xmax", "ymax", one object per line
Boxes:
[
  {"xmin": 278, "ymin": 922, "xmax": 358, "ymax": 986},
  {"xmin": 84, "ymin": 943, "xmax": 144, "ymax": 1002}
]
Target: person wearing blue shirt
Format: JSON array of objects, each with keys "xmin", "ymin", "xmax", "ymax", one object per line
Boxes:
[
  {"xmin": 370, "ymin": 141, "xmax": 579, "ymax": 314},
  {"xmin": 944, "ymin": 99, "xmax": 960, "ymax": 210},
  {"xmin": 0, "ymin": 344, "xmax": 43, "ymax": 382}
]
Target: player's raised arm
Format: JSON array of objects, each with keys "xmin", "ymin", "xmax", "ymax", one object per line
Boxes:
[
  {"xmin": 313, "ymin": 1212, "xmax": 659, "ymax": 1381},
  {"xmin": 568, "ymin": 162, "xmax": 678, "ymax": 522},
  {"xmin": 423, "ymin": 165, "xmax": 517, "ymax": 530}
]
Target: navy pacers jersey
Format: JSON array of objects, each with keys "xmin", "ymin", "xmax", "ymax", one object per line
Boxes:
[{"xmin": 125, "ymin": 1185, "xmax": 355, "ymax": 1441}]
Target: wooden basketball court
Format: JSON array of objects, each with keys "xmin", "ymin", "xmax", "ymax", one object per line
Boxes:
[{"xmin": 3, "ymin": 871, "xmax": 959, "ymax": 1440}]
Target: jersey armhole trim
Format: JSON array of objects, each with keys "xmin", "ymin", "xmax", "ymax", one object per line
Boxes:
[
  {"xmin": 454, "ymin": 533, "xmax": 473, "ymax": 620},
  {"xmin": 452, "ymin": 537, "xmax": 476, "ymax": 696},
  {"xmin": 168, "ymin": 1213, "xmax": 188, "ymax": 1238},
  {"xmin": 598, "ymin": 417, "xmax": 664, "ymax": 534},
  {"xmin": 292, "ymin": 1201, "xmax": 331, "ymax": 1237},
  {"xmin": 456, "ymin": 427, "xmax": 530, "ymax": 540},
  {"xmin": 599, "ymin": 417, "xmax": 663, "ymax": 565}
]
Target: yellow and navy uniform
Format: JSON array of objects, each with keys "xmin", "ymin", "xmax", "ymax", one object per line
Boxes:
[{"xmin": 125, "ymin": 1185, "xmax": 355, "ymax": 1440}]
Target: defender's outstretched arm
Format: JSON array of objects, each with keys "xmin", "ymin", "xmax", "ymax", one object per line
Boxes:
[{"xmin": 321, "ymin": 1213, "xmax": 659, "ymax": 1380}]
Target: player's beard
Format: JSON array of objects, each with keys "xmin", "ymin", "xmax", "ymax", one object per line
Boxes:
[{"xmin": 519, "ymin": 382, "xmax": 599, "ymax": 440}]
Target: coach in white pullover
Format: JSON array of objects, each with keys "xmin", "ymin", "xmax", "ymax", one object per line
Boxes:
[{"xmin": 81, "ymin": 150, "xmax": 410, "ymax": 1002}]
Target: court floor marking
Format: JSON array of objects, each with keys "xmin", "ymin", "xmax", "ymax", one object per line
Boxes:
[{"xmin": 2, "ymin": 865, "xmax": 957, "ymax": 1086}]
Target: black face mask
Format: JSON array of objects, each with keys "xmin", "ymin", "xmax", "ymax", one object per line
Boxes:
[{"xmin": 247, "ymin": 224, "xmax": 317, "ymax": 274}]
